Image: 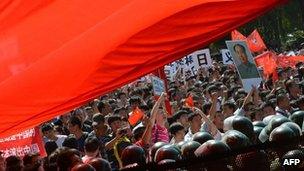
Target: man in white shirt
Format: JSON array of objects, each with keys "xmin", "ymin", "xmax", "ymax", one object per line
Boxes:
[
  {"xmin": 184, "ymin": 113, "xmax": 202, "ymax": 142},
  {"xmin": 275, "ymin": 93, "xmax": 292, "ymax": 117},
  {"xmin": 42, "ymin": 123, "xmax": 67, "ymax": 147}
]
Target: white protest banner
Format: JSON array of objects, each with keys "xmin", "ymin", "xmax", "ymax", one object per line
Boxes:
[
  {"xmin": 165, "ymin": 49, "xmax": 212, "ymax": 81},
  {"xmin": 221, "ymin": 49, "xmax": 234, "ymax": 64},
  {"xmin": 151, "ymin": 76, "xmax": 165, "ymax": 96},
  {"xmin": 192, "ymin": 49, "xmax": 212, "ymax": 68},
  {"xmin": 226, "ymin": 40, "xmax": 262, "ymax": 92}
]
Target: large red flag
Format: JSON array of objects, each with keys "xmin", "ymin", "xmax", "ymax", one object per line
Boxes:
[
  {"xmin": 247, "ymin": 29, "xmax": 267, "ymax": 53},
  {"xmin": 0, "ymin": 0, "xmax": 286, "ymax": 137}
]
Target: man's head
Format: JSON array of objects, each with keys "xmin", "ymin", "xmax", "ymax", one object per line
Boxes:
[
  {"xmin": 84, "ymin": 137, "xmax": 100, "ymax": 156},
  {"xmin": 278, "ymin": 69, "xmax": 288, "ymax": 80},
  {"xmin": 97, "ymin": 100, "xmax": 112, "ymax": 115},
  {"xmin": 155, "ymin": 107, "xmax": 167, "ymax": 125},
  {"xmin": 173, "ymin": 110, "xmax": 189, "ymax": 127},
  {"xmin": 276, "ymin": 93, "xmax": 290, "ymax": 110},
  {"xmin": 57, "ymin": 148, "xmax": 82, "ymax": 171},
  {"xmin": 41, "ymin": 123, "xmax": 55, "ymax": 139},
  {"xmin": 62, "ymin": 135, "xmax": 78, "ymax": 149},
  {"xmin": 261, "ymin": 102, "xmax": 275, "ymax": 116},
  {"xmin": 45, "ymin": 141, "xmax": 58, "ymax": 156},
  {"xmin": 186, "ymin": 76, "xmax": 196, "ymax": 87},
  {"xmin": 207, "ymin": 85, "xmax": 220, "ymax": 96},
  {"xmin": 72, "ymin": 108, "xmax": 86, "ymax": 123},
  {"xmin": 88, "ymin": 158, "xmax": 111, "ymax": 171},
  {"xmin": 188, "ymin": 113, "xmax": 202, "ymax": 131},
  {"xmin": 107, "ymin": 115, "xmax": 122, "ymax": 134},
  {"xmin": 213, "ymin": 111, "xmax": 225, "ymax": 130},
  {"xmin": 286, "ymin": 79, "xmax": 301, "ymax": 97},
  {"xmin": 92, "ymin": 114, "xmax": 107, "ymax": 136},
  {"xmin": 169, "ymin": 123, "xmax": 185, "ymax": 141},
  {"xmin": 117, "ymin": 92, "xmax": 127, "ymax": 101},
  {"xmin": 129, "ymin": 96, "xmax": 141, "ymax": 110},
  {"xmin": 222, "ymin": 101, "xmax": 237, "ymax": 117},
  {"xmin": 234, "ymin": 44, "xmax": 248, "ymax": 64},
  {"xmin": 68, "ymin": 116, "xmax": 82, "ymax": 134},
  {"xmin": 5, "ymin": 156, "xmax": 23, "ymax": 171}
]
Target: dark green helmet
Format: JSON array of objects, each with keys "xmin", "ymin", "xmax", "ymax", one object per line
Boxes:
[
  {"xmin": 154, "ymin": 144, "xmax": 182, "ymax": 163},
  {"xmin": 289, "ymin": 110, "xmax": 304, "ymax": 128},
  {"xmin": 149, "ymin": 142, "xmax": 167, "ymax": 162},
  {"xmin": 260, "ymin": 115, "xmax": 291, "ymax": 142},
  {"xmin": 157, "ymin": 159, "xmax": 177, "ymax": 170},
  {"xmin": 263, "ymin": 115, "xmax": 276, "ymax": 125},
  {"xmin": 258, "ymin": 127, "xmax": 269, "ymax": 143},
  {"xmin": 181, "ymin": 141, "xmax": 201, "ymax": 160},
  {"xmin": 176, "ymin": 141, "xmax": 187, "ymax": 150},
  {"xmin": 192, "ymin": 132, "xmax": 213, "ymax": 145},
  {"xmin": 222, "ymin": 130, "xmax": 251, "ymax": 150},
  {"xmin": 268, "ymin": 115, "xmax": 291, "ymax": 133},
  {"xmin": 269, "ymin": 126, "xmax": 296, "ymax": 143},
  {"xmin": 254, "ymin": 126, "xmax": 263, "ymax": 142},
  {"xmin": 194, "ymin": 140, "xmax": 230, "ymax": 157},
  {"xmin": 232, "ymin": 116, "xmax": 254, "ymax": 140},
  {"xmin": 253, "ymin": 121, "xmax": 266, "ymax": 128},
  {"xmin": 121, "ymin": 145, "xmax": 146, "ymax": 167},
  {"xmin": 281, "ymin": 122, "xmax": 302, "ymax": 137}
]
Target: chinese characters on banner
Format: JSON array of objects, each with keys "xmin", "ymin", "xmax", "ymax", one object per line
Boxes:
[
  {"xmin": 221, "ymin": 49, "xmax": 234, "ymax": 64},
  {"xmin": 0, "ymin": 127, "xmax": 46, "ymax": 158},
  {"xmin": 164, "ymin": 49, "xmax": 212, "ymax": 81},
  {"xmin": 151, "ymin": 76, "xmax": 165, "ymax": 96}
]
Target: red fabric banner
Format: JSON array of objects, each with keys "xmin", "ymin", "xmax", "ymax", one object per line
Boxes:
[
  {"xmin": 247, "ymin": 29, "xmax": 267, "ymax": 53},
  {"xmin": 0, "ymin": 0, "xmax": 286, "ymax": 137},
  {"xmin": 0, "ymin": 127, "xmax": 46, "ymax": 158}
]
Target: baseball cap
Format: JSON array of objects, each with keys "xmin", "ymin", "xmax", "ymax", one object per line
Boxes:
[{"xmin": 92, "ymin": 113, "xmax": 105, "ymax": 127}]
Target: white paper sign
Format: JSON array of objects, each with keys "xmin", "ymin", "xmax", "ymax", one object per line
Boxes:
[
  {"xmin": 165, "ymin": 49, "xmax": 212, "ymax": 81},
  {"xmin": 151, "ymin": 76, "xmax": 165, "ymax": 96},
  {"xmin": 221, "ymin": 49, "xmax": 233, "ymax": 64}
]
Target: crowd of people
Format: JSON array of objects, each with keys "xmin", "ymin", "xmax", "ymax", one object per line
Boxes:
[{"xmin": 1, "ymin": 58, "xmax": 304, "ymax": 171}]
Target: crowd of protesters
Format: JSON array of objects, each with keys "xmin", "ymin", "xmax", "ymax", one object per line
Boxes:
[{"xmin": 1, "ymin": 57, "xmax": 304, "ymax": 171}]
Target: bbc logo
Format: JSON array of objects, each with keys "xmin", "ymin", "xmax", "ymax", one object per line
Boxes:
[{"xmin": 283, "ymin": 159, "xmax": 301, "ymax": 166}]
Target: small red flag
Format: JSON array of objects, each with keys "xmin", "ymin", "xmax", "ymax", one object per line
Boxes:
[
  {"xmin": 231, "ymin": 30, "xmax": 247, "ymax": 40},
  {"xmin": 254, "ymin": 51, "xmax": 277, "ymax": 78},
  {"xmin": 247, "ymin": 29, "xmax": 267, "ymax": 53},
  {"xmin": 128, "ymin": 107, "xmax": 144, "ymax": 126},
  {"xmin": 185, "ymin": 94, "xmax": 194, "ymax": 108}
]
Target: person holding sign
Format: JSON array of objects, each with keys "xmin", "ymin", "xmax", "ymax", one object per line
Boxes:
[{"xmin": 233, "ymin": 44, "xmax": 260, "ymax": 79}]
